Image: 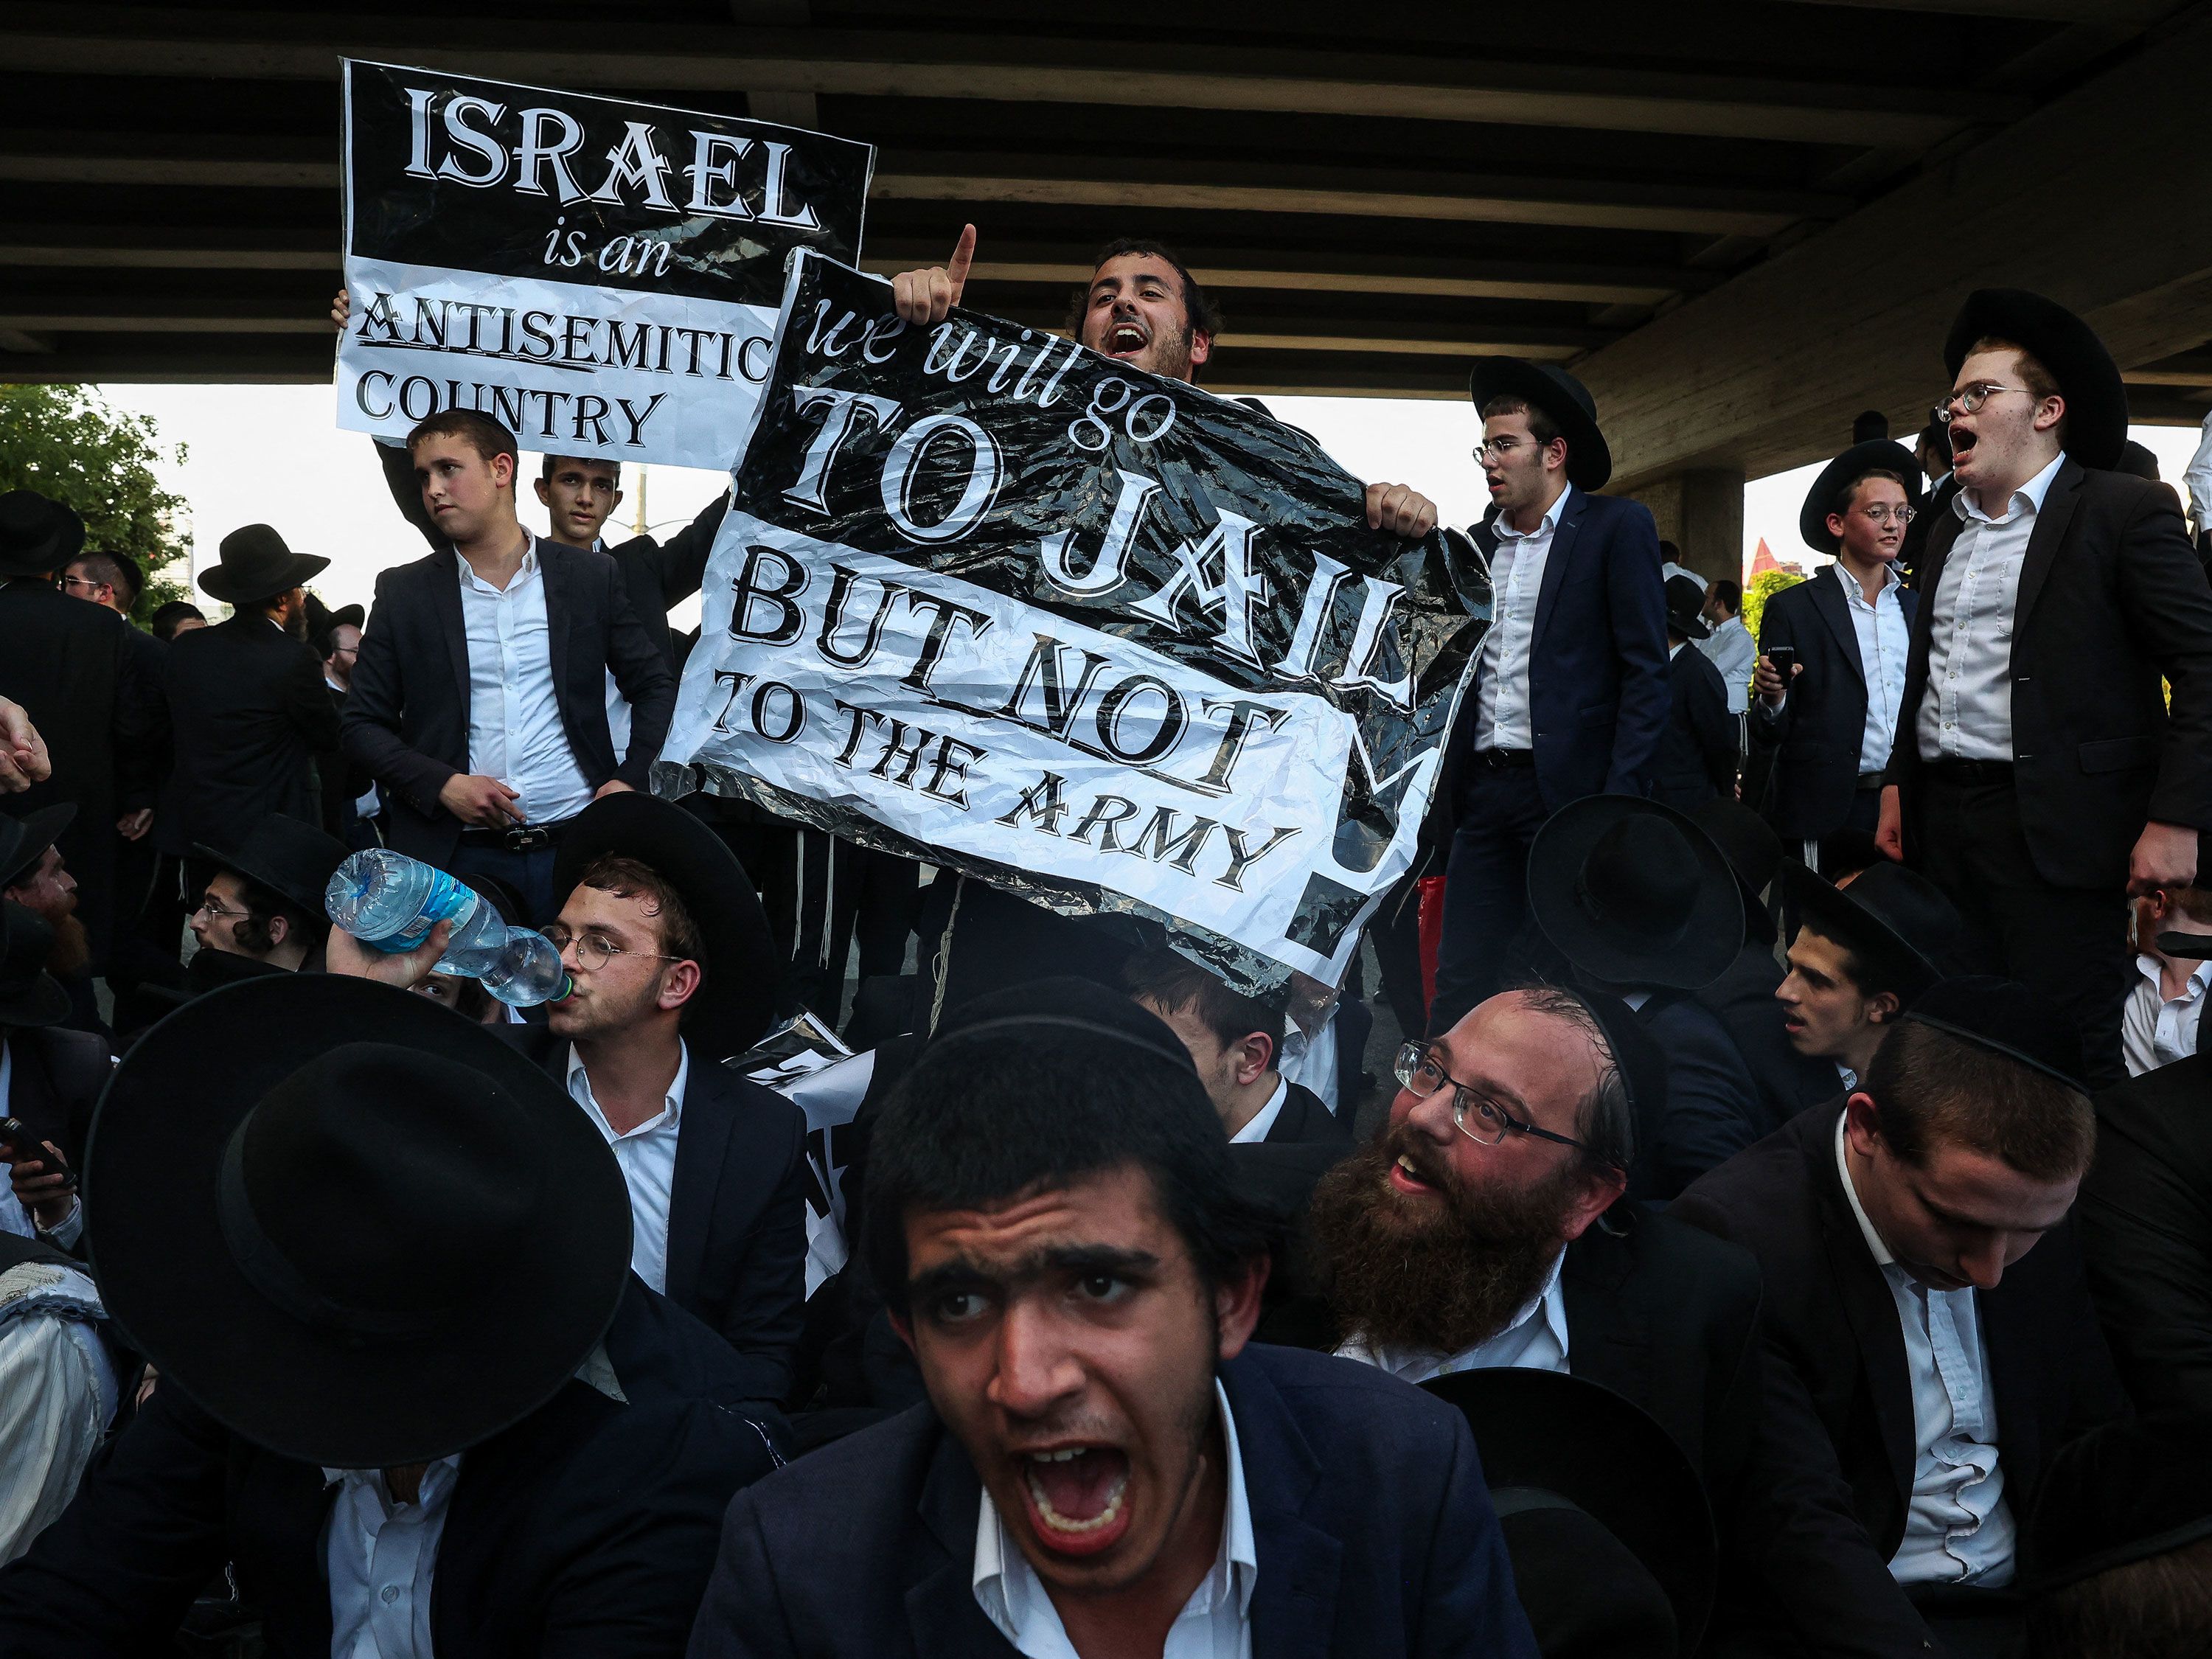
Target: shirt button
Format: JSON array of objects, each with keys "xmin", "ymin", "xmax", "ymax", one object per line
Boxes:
[{"xmin": 380, "ymin": 1585, "xmax": 400, "ymax": 1605}]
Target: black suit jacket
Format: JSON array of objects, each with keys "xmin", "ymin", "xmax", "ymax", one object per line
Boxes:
[
  {"xmin": 2080, "ymin": 1053, "xmax": 2212, "ymax": 1413},
  {"xmin": 1888, "ymin": 461, "xmax": 2212, "ymax": 888},
  {"xmin": 0, "ymin": 1279, "xmax": 778, "ymax": 1659},
  {"xmin": 341, "ymin": 538, "xmax": 676, "ymax": 863},
  {"xmin": 1671, "ymin": 1102, "xmax": 2128, "ymax": 1657},
  {"xmin": 2, "ymin": 1023, "xmax": 111, "ymax": 1167},
  {"xmin": 1652, "ymin": 643, "xmax": 1736, "ymax": 810},
  {"xmin": 504, "ymin": 1027, "xmax": 807, "ymax": 1406},
  {"xmin": 1750, "ymin": 568, "xmax": 1919, "ymax": 841},
  {"xmin": 1628, "ymin": 992, "xmax": 1759, "ymax": 1202},
  {"xmin": 1697, "ymin": 941, "xmax": 1837, "ymax": 1138},
  {"xmin": 158, "ymin": 613, "xmax": 338, "ymax": 858},
  {"xmin": 687, "ymin": 1341, "xmax": 1537, "ymax": 1659},
  {"xmin": 1434, "ymin": 490, "xmax": 1670, "ymax": 832}
]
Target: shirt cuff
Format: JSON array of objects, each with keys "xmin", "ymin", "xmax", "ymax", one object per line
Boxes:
[{"xmin": 40, "ymin": 1198, "xmax": 83, "ymax": 1250}]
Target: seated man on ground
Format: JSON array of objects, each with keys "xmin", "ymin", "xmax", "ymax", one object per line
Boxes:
[
  {"xmin": 2122, "ymin": 883, "xmax": 2212, "ymax": 1076},
  {"xmin": 185, "ymin": 813, "xmax": 350, "ymax": 982},
  {"xmin": 1672, "ymin": 978, "xmax": 2127, "ymax": 1658},
  {"xmin": 686, "ymin": 981, "xmax": 1539, "ymax": 1658},
  {"xmin": 1777, "ymin": 858, "xmax": 1964, "ymax": 1093}
]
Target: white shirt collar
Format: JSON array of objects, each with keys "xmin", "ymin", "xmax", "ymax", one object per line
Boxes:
[
  {"xmin": 1955, "ymin": 450, "xmax": 2066, "ymax": 526},
  {"xmin": 2136, "ymin": 951, "xmax": 2212, "ymax": 996},
  {"xmin": 1229, "ymin": 1077, "xmax": 1290, "ymax": 1146},
  {"xmin": 1834, "ymin": 1110, "xmax": 1896, "ymax": 1270},
  {"xmin": 973, "ymin": 1379, "xmax": 1257, "ymax": 1644},
  {"xmin": 1493, "ymin": 481, "xmax": 1572, "ymax": 544},
  {"xmin": 566, "ymin": 1040, "xmax": 689, "ymax": 1141},
  {"xmin": 457, "ymin": 536, "xmax": 540, "ymax": 594},
  {"xmin": 1833, "ymin": 558, "xmax": 1902, "ymax": 605}
]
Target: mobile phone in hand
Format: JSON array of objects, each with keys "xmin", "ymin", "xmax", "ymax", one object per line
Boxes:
[{"xmin": 0, "ymin": 1117, "xmax": 77, "ymax": 1191}]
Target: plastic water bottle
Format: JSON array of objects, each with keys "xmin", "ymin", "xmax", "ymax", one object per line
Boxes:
[{"xmin": 324, "ymin": 849, "xmax": 570, "ymax": 1007}]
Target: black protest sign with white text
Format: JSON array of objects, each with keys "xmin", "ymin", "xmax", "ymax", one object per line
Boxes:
[{"xmin": 661, "ymin": 252, "xmax": 1484, "ymax": 990}]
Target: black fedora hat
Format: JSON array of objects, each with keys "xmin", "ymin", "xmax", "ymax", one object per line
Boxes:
[
  {"xmin": 1799, "ymin": 439, "xmax": 1922, "ymax": 554},
  {"xmin": 0, "ymin": 802, "xmax": 74, "ymax": 892},
  {"xmin": 192, "ymin": 814, "xmax": 351, "ymax": 920},
  {"xmin": 84, "ymin": 974, "xmax": 633, "ymax": 1467},
  {"xmin": 1470, "ymin": 357, "xmax": 1613, "ymax": 491},
  {"xmin": 1901, "ymin": 973, "xmax": 2084, "ymax": 1092},
  {"xmin": 2022, "ymin": 1411, "xmax": 2212, "ymax": 1593},
  {"xmin": 1687, "ymin": 797, "xmax": 1781, "ymax": 947},
  {"xmin": 0, "ymin": 490, "xmax": 86, "ymax": 580},
  {"xmin": 1663, "ymin": 574, "xmax": 1711, "ymax": 641},
  {"xmin": 1425, "ymin": 1368, "xmax": 1717, "ymax": 1654},
  {"xmin": 552, "ymin": 792, "xmax": 778, "ymax": 1061},
  {"xmin": 1944, "ymin": 288, "xmax": 2128, "ymax": 472},
  {"xmin": 1527, "ymin": 796, "xmax": 1742, "ymax": 991},
  {"xmin": 1784, "ymin": 858, "xmax": 1964, "ymax": 1003},
  {"xmin": 197, "ymin": 524, "xmax": 330, "ymax": 607},
  {"xmin": 0, "ymin": 901, "xmax": 69, "ymax": 1028}
]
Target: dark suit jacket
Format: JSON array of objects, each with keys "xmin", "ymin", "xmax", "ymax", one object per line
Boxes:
[
  {"xmin": 1697, "ymin": 941, "xmax": 1837, "ymax": 1139},
  {"xmin": 375, "ymin": 437, "xmax": 729, "ymax": 672},
  {"xmin": 0, "ymin": 1279, "xmax": 779, "ymax": 1659},
  {"xmin": 1671, "ymin": 1102, "xmax": 2128, "ymax": 1658},
  {"xmin": 2081, "ymin": 1053, "xmax": 2212, "ymax": 1413},
  {"xmin": 504, "ymin": 1027, "xmax": 807, "ymax": 1406},
  {"xmin": 341, "ymin": 538, "xmax": 676, "ymax": 864},
  {"xmin": 1652, "ymin": 642, "xmax": 1736, "ymax": 810},
  {"xmin": 1628, "ymin": 992, "xmax": 1759, "ymax": 1202},
  {"xmin": 1888, "ymin": 462, "xmax": 2212, "ymax": 888},
  {"xmin": 157, "ymin": 613, "xmax": 338, "ymax": 859},
  {"xmin": 2, "ymin": 1023, "xmax": 111, "ymax": 1167},
  {"xmin": 1435, "ymin": 489, "xmax": 1670, "ymax": 832},
  {"xmin": 686, "ymin": 1341, "xmax": 1538, "ymax": 1659},
  {"xmin": 0, "ymin": 580, "xmax": 161, "ymax": 951},
  {"xmin": 1750, "ymin": 568, "xmax": 1919, "ymax": 841}
]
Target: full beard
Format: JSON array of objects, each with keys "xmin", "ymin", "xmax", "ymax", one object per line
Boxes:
[
  {"xmin": 1309, "ymin": 1124, "xmax": 1581, "ymax": 1358},
  {"xmin": 46, "ymin": 912, "xmax": 91, "ymax": 978}
]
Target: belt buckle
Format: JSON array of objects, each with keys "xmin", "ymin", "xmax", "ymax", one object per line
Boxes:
[{"xmin": 505, "ymin": 824, "xmax": 546, "ymax": 853}]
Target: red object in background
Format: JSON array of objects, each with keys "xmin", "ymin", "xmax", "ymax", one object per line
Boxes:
[{"xmin": 1417, "ymin": 875, "xmax": 1448, "ymax": 1014}]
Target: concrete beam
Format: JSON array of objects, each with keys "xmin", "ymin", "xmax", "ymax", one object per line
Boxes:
[
  {"xmin": 1573, "ymin": 13, "xmax": 2212, "ymax": 490},
  {"xmin": 1, "ymin": 5, "xmax": 1999, "ymax": 146}
]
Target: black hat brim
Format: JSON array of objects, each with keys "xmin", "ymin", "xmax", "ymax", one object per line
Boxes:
[
  {"xmin": 1424, "ymin": 1366, "xmax": 1717, "ymax": 1650},
  {"xmin": 552, "ymin": 793, "xmax": 779, "ymax": 1061},
  {"xmin": 1526, "ymin": 796, "xmax": 1743, "ymax": 990},
  {"xmin": 1, "ymin": 802, "xmax": 76, "ymax": 891},
  {"xmin": 1944, "ymin": 288, "xmax": 2128, "ymax": 472},
  {"xmin": 198, "ymin": 552, "xmax": 332, "ymax": 606},
  {"xmin": 85, "ymin": 973, "xmax": 633, "ymax": 1469},
  {"xmin": 1782, "ymin": 860, "xmax": 1943, "ymax": 998},
  {"xmin": 0, "ymin": 498, "xmax": 86, "ymax": 579},
  {"xmin": 189, "ymin": 830, "xmax": 346, "ymax": 920},
  {"xmin": 1469, "ymin": 357, "xmax": 1612, "ymax": 491},
  {"xmin": 1800, "ymin": 439, "xmax": 1922, "ymax": 554}
]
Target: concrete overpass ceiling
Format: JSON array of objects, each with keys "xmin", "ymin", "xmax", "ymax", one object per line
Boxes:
[{"xmin": 0, "ymin": 0, "xmax": 2197, "ymax": 451}]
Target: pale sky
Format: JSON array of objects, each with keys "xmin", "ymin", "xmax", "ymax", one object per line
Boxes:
[{"xmin": 97, "ymin": 382, "xmax": 2206, "ymax": 616}]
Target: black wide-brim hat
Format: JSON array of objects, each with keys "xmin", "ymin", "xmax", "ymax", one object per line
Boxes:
[
  {"xmin": 1527, "ymin": 796, "xmax": 1743, "ymax": 991},
  {"xmin": 1664, "ymin": 573, "xmax": 1711, "ymax": 640},
  {"xmin": 2022, "ymin": 1411, "xmax": 2212, "ymax": 1593},
  {"xmin": 1470, "ymin": 357, "xmax": 1613, "ymax": 491},
  {"xmin": 1783, "ymin": 858, "xmax": 1961, "ymax": 1003},
  {"xmin": 192, "ymin": 813, "xmax": 352, "ymax": 919},
  {"xmin": 0, "ymin": 900, "xmax": 70, "ymax": 1028},
  {"xmin": 84, "ymin": 974, "xmax": 633, "ymax": 1467},
  {"xmin": 0, "ymin": 801, "xmax": 74, "ymax": 891},
  {"xmin": 1800, "ymin": 439, "xmax": 1922, "ymax": 554},
  {"xmin": 1944, "ymin": 288, "xmax": 2128, "ymax": 472},
  {"xmin": 1425, "ymin": 1368, "xmax": 1717, "ymax": 1652},
  {"xmin": 553, "ymin": 792, "xmax": 778, "ymax": 1061},
  {"xmin": 198, "ymin": 523, "xmax": 330, "ymax": 607},
  {"xmin": 0, "ymin": 489, "xmax": 86, "ymax": 579},
  {"xmin": 1686, "ymin": 798, "xmax": 1781, "ymax": 948}
]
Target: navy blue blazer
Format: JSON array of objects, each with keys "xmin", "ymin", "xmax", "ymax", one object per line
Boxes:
[
  {"xmin": 1630, "ymin": 992, "xmax": 1760, "ymax": 1203},
  {"xmin": 686, "ymin": 1343, "xmax": 1538, "ymax": 1658},
  {"xmin": 1437, "ymin": 488, "xmax": 1670, "ymax": 828},
  {"xmin": 1748, "ymin": 567, "xmax": 1918, "ymax": 842}
]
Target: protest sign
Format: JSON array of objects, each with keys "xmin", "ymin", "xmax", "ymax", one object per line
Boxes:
[
  {"xmin": 735, "ymin": 1014, "xmax": 866, "ymax": 1295},
  {"xmin": 335, "ymin": 60, "xmax": 873, "ymax": 471},
  {"xmin": 659, "ymin": 252, "xmax": 1489, "ymax": 991}
]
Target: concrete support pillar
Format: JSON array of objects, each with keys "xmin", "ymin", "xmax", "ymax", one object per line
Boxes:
[{"xmin": 1623, "ymin": 467, "xmax": 1745, "ymax": 585}]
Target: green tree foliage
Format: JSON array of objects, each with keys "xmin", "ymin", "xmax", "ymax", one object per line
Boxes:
[
  {"xmin": 0, "ymin": 386, "xmax": 189, "ymax": 621},
  {"xmin": 1742, "ymin": 568, "xmax": 1806, "ymax": 643}
]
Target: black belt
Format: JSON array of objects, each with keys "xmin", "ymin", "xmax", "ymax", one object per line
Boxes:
[
  {"xmin": 1472, "ymin": 748, "xmax": 1536, "ymax": 770},
  {"xmin": 456, "ymin": 820, "xmax": 570, "ymax": 852},
  {"xmin": 1925, "ymin": 759, "xmax": 2014, "ymax": 785},
  {"xmin": 1855, "ymin": 771, "xmax": 1888, "ymax": 791}
]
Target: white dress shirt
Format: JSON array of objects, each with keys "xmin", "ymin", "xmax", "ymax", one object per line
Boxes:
[
  {"xmin": 1228, "ymin": 1078, "xmax": 1288, "ymax": 1146},
  {"xmin": 1697, "ymin": 615, "xmax": 1757, "ymax": 715},
  {"xmin": 1472, "ymin": 484, "xmax": 1573, "ymax": 751},
  {"xmin": 2185, "ymin": 410, "xmax": 2212, "ymax": 534},
  {"xmin": 1333, "ymin": 1247, "xmax": 1571, "ymax": 1384},
  {"xmin": 1915, "ymin": 453, "xmax": 2065, "ymax": 765},
  {"xmin": 591, "ymin": 538, "xmax": 635, "ymax": 765},
  {"xmin": 323, "ymin": 1456, "xmax": 460, "ymax": 1659},
  {"xmin": 1276, "ymin": 1018, "xmax": 1338, "ymax": 1114},
  {"xmin": 457, "ymin": 538, "xmax": 594, "ymax": 826},
  {"xmin": 1832, "ymin": 561, "xmax": 1913, "ymax": 774},
  {"xmin": 974, "ymin": 1380, "xmax": 1256, "ymax": 1659},
  {"xmin": 1834, "ymin": 1116, "xmax": 2016, "ymax": 1587},
  {"xmin": 566, "ymin": 1041, "xmax": 689, "ymax": 1294},
  {"xmin": 2121, "ymin": 953, "xmax": 2212, "ymax": 1077}
]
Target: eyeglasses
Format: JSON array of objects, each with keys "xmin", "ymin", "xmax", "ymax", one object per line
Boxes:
[
  {"xmin": 192, "ymin": 894, "xmax": 247, "ymax": 920},
  {"xmin": 1933, "ymin": 383, "xmax": 2030, "ymax": 423},
  {"xmin": 1473, "ymin": 436, "xmax": 1543, "ymax": 462},
  {"xmin": 1855, "ymin": 504, "xmax": 1916, "ymax": 526},
  {"xmin": 1393, "ymin": 1040, "xmax": 1598, "ymax": 1156},
  {"xmin": 539, "ymin": 924, "xmax": 686, "ymax": 972},
  {"xmin": 57, "ymin": 575, "xmax": 108, "ymax": 597}
]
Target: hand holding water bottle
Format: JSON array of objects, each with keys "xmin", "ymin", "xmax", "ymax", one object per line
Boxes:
[{"xmin": 325, "ymin": 849, "xmax": 570, "ymax": 1007}]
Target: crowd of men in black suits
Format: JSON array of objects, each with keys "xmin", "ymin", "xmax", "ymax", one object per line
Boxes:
[{"xmin": 0, "ymin": 238, "xmax": 2208, "ymax": 1659}]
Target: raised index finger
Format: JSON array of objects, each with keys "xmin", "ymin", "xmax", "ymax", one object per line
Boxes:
[{"xmin": 945, "ymin": 223, "xmax": 977, "ymax": 299}]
